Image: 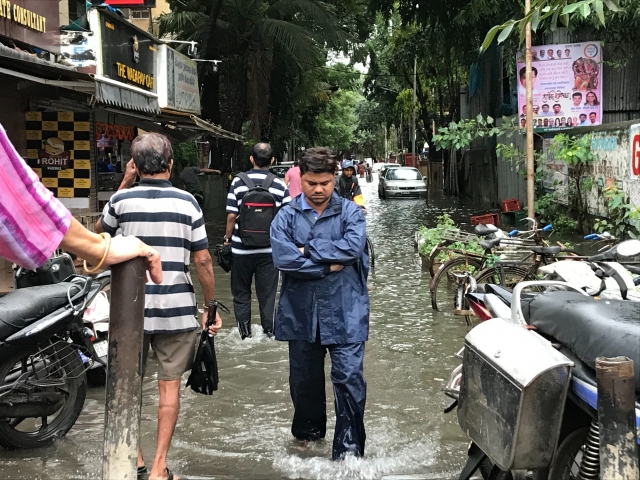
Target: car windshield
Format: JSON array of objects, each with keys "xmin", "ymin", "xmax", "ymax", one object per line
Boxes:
[{"xmin": 386, "ymin": 169, "xmax": 422, "ymax": 181}]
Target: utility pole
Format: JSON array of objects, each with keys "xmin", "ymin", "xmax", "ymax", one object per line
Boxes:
[
  {"xmin": 400, "ymin": 113, "xmax": 404, "ymax": 158},
  {"xmin": 412, "ymin": 55, "xmax": 417, "ymax": 168},
  {"xmin": 525, "ymin": 0, "xmax": 535, "ymax": 218}
]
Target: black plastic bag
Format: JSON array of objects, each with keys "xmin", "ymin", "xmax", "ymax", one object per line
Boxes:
[
  {"xmin": 186, "ymin": 300, "xmax": 229, "ymax": 395},
  {"xmin": 216, "ymin": 244, "xmax": 232, "ymax": 273}
]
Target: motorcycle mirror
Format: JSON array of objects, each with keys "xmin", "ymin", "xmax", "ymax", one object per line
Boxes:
[{"xmin": 616, "ymin": 239, "xmax": 640, "ymax": 257}]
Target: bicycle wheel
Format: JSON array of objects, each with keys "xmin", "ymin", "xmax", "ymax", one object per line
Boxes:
[
  {"xmin": 430, "ymin": 256, "xmax": 483, "ymax": 311},
  {"xmin": 474, "ymin": 265, "xmax": 538, "ymax": 289},
  {"xmin": 366, "ymin": 236, "xmax": 375, "ymax": 269},
  {"xmin": 428, "ymin": 241, "xmax": 450, "ymax": 277}
]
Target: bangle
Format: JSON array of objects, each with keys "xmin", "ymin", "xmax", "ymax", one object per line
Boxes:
[{"xmin": 84, "ymin": 233, "xmax": 111, "ymax": 274}]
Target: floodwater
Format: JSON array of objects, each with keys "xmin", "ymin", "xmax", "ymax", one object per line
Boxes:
[{"xmin": 0, "ymin": 177, "xmax": 488, "ymax": 480}]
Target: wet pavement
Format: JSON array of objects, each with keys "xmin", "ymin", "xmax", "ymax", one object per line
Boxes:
[{"xmin": 0, "ymin": 176, "xmax": 487, "ymax": 479}]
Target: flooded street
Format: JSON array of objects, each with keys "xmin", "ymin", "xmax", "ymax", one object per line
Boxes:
[{"xmin": 0, "ymin": 177, "xmax": 486, "ymax": 480}]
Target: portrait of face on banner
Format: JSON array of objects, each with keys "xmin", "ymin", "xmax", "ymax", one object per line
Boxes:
[{"xmin": 517, "ymin": 42, "xmax": 602, "ymax": 133}]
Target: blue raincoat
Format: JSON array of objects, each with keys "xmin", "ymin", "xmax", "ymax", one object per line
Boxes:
[
  {"xmin": 270, "ymin": 192, "xmax": 370, "ymax": 460},
  {"xmin": 270, "ymin": 192, "xmax": 369, "ymax": 344}
]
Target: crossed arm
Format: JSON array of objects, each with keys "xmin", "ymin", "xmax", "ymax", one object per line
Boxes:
[{"xmin": 270, "ymin": 208, "xmax": 366, "ymax": 279}]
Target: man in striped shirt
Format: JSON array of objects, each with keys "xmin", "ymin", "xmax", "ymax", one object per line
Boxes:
[
  {"xmin": 225, "ymin": 143, "xmax": 290, "ymax": 338},
  {"xmin": 97, "ymin": 133, "xmax": 221, "ymax": 480}
]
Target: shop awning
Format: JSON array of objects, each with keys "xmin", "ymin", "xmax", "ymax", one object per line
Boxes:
[
  {"xmin": 93, "ymin": 75, "xmax": 160, "ymax": 115},
  {"xmin": 189, "ymin": 115, "xmax": 245, "ymax": 143}
]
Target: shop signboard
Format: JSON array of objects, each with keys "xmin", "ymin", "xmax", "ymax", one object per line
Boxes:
[
  {"xmin": 157, "ymin": 45, "xmax": 201, "ymax": 114},
  {"xmin": 517, "ymin": 42, "xmax": 603, "ymax": 133},
  {"xmin": 25, "ymin": 111, "xmax": 92, "ymax": 199},
  {"xmin": 631, "ymin": 124, "xmax": 640, "ymax": 180},
  {"xmin": 97, "ymin": 10, "xmax": 157, "ymax": 91},
  {"xmin": 90, "ymin": 0, "xmax": 156, "ymax": 8},
  {"xmin": 0, "ymin": 0, "xmax": 60, "ymax": 53}
]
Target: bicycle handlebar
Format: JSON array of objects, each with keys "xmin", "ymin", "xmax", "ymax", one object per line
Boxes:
[
  {"xmin": 507, "ymin": 224, "xmax": 553, "ymax": 237},
  {"xmin": 584, "ymin": 232, "xmax": 615, "ymax": 241}
]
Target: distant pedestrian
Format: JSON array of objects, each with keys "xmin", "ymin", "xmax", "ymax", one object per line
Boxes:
[
  {"xmin": 225, "ymin": 143, "xmax": 290, "ymax": 338},
  {"xmin": 180, "ymin": 165, "xmax": 221, "ymax": 208},
  {"xmin": 97, "ymin": 133, "xmax": 222, "ymax": 480},
  {"xmin": 284, "ymin": 160, "xmax": 302, "ymax": 198},
  {"xmin": 270, "ymin": 146, "xmax": 369, "ymax": 461}
]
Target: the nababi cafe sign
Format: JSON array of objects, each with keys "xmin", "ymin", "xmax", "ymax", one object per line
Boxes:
[{"xmin": 97, "ymin": 9, "xmax": 156, "ymax": 91}]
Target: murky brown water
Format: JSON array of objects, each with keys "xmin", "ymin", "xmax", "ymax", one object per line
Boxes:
[{"xmin": 0, "ymin": 177, "xmax": 488, "ymax": 480}]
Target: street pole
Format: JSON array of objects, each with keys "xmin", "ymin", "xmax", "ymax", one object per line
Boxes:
[
  {"xmin": 596, "ymin": 357, "xmax": 639, "ymax": 480},
  {"xmin": 103, "ymin": 258, "xmax": 146, "ymax": 480},
  {"xmin": 525, "ymin": 0, "xmax": 535, "ymax": 218},
  {"xmin": 412, "ymin": 55, "xmax": 417, "ymax": 168}
]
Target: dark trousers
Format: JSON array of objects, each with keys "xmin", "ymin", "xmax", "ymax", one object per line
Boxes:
[
  {"xmin": 288, "ymin": 336, "xmax": 367, "ymax": 460},
  {"xmin": 230, "ymin": 253, "xmax": 278, "ymax": 337}
]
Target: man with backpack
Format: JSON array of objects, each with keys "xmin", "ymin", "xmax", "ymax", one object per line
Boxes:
[{"xmin": 225, "ymin": 143, "xmax": 290, "ymax": 339}]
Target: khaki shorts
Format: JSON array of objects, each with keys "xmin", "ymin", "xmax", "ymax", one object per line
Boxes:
[{"xmin": 142, "ymin": 330, "xmax": 198, "ymax": 381}]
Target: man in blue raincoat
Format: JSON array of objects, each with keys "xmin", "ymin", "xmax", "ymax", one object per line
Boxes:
[{"xmin": 270, "ymin": 147, "xmax": 369, "ymax": 461}]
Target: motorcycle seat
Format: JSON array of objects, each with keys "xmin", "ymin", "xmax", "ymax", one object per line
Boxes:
[
  {"xmin": 0, "ymin": 283, "xmax": 75, "ymax": 341},
  {"xmin": 523, "ymin": 291, "xmax": 640, "ymax": 391},
  {"xmin": 474, "ymin": 224, "xmax": 499, "ymax": 236},
  {"xmin": 479, "ymin": 237, "xmax": 501, "ymax": 251},
  {"xmin": 530, "ymin": 246, "xmax": 562, "ymax": 255}
]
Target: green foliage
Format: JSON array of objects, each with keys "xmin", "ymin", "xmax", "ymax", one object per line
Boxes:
[
  {"xmin": 549, "ymin": 134, "xmax": 596, "ymax": 166},
  {"xmin": 594, "ymin": 185, "xmax": 640, "ymax": 239},
  {"xmin": 171, "ymin": 141, "xmax": 200, "ymax": 184},
  {"xmin": 416, "ymin": 214, "xmax": 484, "ymax": 262},
  {"xmin": 432, "ymin": 114, "xmax": 511, "ymax": 151},
  {"xmin": 535, "ymin": 193, "xmax": 579, "ymax": 233},
  {"xmin": 316, "ymin": 89, "xmax": 361, "ymax": 151},
  {"xmin": 481, "ymin": 0, "xmax": 623, "ymax": 52}
]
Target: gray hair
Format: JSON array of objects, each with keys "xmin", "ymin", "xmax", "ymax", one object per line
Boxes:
[{"xmin": 131, "ymin": 133, "xmax": 173, "ymax": 175}]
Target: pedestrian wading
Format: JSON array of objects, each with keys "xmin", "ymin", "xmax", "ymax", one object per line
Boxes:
[
  {"xmin": 270, "ymin": 146, "xmax": 370, "ymax": 461},
  {"xmin": 225, "ymin": 142, "xmax": 290, "ymax": 339}
]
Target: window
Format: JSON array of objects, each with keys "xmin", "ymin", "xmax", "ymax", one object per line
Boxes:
[
  {"xmin": 131, "ymin": 9, "xmax": 151, "ymax": 19},
  {"xmin": 386, "ymin": 169, "xmax": 422, "ymax": 181}
]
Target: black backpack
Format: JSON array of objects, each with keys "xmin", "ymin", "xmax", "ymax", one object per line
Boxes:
[{"xmin": 236, "ymin": 172, "xmax": 278, "ymax": 248}]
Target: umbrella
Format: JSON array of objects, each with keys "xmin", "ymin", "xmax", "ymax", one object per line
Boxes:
[{"xmin": 186, "ymin": 300, "xmax": 229, "ymax": 395}]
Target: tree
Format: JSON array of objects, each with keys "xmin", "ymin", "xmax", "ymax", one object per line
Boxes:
[
  {"xmin": 316, "ymin": 89, "xmax": 361, "ymax": 153},
  {"xmin": 480, "ymin": 0, "xmax": 624, "ymax": 51}
]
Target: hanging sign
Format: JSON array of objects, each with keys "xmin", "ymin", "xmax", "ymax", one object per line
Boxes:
[
  {"xmin": 157, "ymin": 45, "xmax": 201, "ymax": 114},
  {"xmin": 517, "ymin": 42, "xmax": 603, "ymax": 133}
]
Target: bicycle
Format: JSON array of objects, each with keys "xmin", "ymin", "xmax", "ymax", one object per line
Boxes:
[{"xmin": 429, "ymin": 222, "xmax": 552, "ymax": 311}]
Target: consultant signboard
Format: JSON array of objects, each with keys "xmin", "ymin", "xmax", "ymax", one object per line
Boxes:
[
  {"xmin": 0, "ymin": 0, "xmax": 60, "ymax": 53},
  {"xmin": 517, "ymin": 42, "xmax": 603, "ymax": 133},
  {"xmin": 157, "ymin": 45, "xmax": 201, "ymax": 114}
]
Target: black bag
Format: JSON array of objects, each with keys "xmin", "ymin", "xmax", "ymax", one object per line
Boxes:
[
  {"xmin": 215, "ymin": 244, "xmax": 232, "ymax": 273},
  {"xmin": 186, "ymin": 301, "xmax": 229, "ymax": 395},
  {"xmin": 15, "ymin": 252, "xmax": 76, "ymax": 289},
  {"xmin": 236, "ymin": 172, "xmax": 278, "ymax": 248}
]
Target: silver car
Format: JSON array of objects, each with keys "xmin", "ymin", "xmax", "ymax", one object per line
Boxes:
[{"xmin": 378, "ymin": 167, "xmax": 427, "ymax": 199}]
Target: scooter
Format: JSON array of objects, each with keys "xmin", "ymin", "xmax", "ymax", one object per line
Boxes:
[
  {"xmin": 0, "ymin": 273, "xmax": 110, "ymax": 449},
  {"xmin": 14, "ymin": 251, "xmax": 110, "ymax": 387},
  {"xmin": 445, "ymin": 276, "xmax": 640, "ymax": 480}
]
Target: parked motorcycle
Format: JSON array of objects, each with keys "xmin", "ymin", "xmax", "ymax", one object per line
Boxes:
[
  {"xmin": 445, "ymin": 275, "xmax": 640, "ymax": 480},
  {"xmin": 14, "ymin": 251, "xmax": 110, "ymax": 387},
  {"xmin": 0, "ymin": 273, "xmax": 109, "ymax": 449}
]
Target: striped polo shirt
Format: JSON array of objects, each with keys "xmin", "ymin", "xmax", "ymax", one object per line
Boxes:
[
  {"xmin": 101, "ymin": 178, "xmax": 208, "ymax": 334},
  {"xmin": 0, "ymin": 122, "xmax": 72, "ymax": 269},
  {"xmin": 226, "ymin": 169, "xmax": 290, "ymax": 255}
]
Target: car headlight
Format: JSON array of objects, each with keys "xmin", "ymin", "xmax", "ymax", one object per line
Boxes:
[{"xmin": 386, "ymin": 186, "xmax": 399, "ymax": 190}]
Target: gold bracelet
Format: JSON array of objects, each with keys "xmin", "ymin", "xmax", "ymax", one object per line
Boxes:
[{"xmin": 84, "ymin": 233, "xmax": 112, "ymax": 274}]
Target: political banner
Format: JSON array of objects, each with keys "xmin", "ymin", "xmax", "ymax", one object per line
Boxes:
[{"xmin": 517, "ymin": 42, "xmax": 602, "ymax": 133}]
